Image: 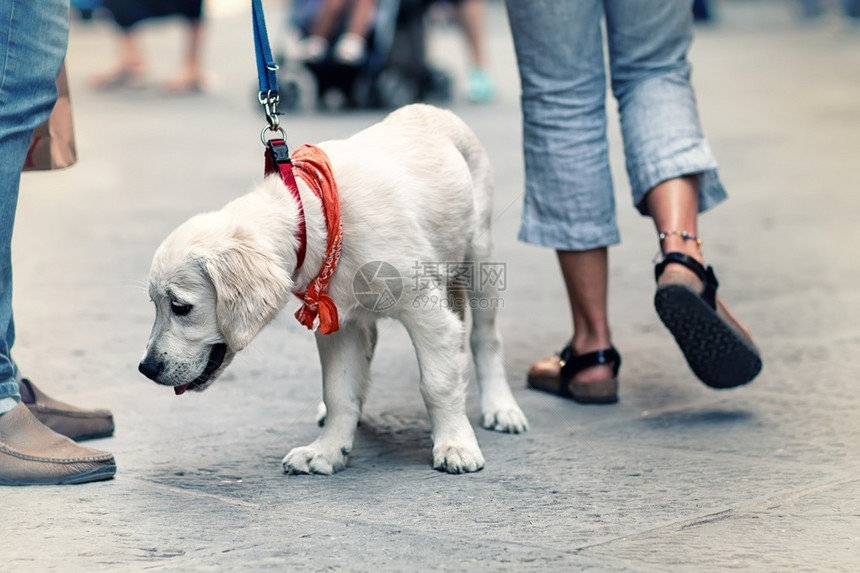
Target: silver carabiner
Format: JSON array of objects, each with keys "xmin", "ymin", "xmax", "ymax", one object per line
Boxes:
[{"xmin": 258, "ymin": 89, "xmax": 281, "ymax": 130}]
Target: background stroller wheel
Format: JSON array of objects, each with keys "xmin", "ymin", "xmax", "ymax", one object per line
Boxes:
[
  {"xmin": 280, "ymin": 79, "xmax": 301, "ymax": 111},
  {"xmin": 375, "ymin": 68, "xmax": 419, "ymax": 109},
  {"xmin": 421, "ymin": 67, "xmax": 452, "ymax": 103},
  {"xmin": 321, "ymin": 88, "xmax": 348, "ymax": 110},
  {"xmin": 350, "ymin": 74, "xmax": 375, "ymax": 108}
]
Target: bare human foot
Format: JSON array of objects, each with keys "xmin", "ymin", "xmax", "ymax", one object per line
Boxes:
[
  {"xmin": 161, "ymin": 71, "xmax": 204, "ymax": 94},
  {"xmin": 528, "ymin": 348, "xmax": 614, "ymax": 386},
  {"xmin": 90, "ymin": 65, "xmax": 146, "ymax": 90}
]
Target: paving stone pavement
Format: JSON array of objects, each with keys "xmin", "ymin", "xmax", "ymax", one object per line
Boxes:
[{"xmin": 4, "ymin": 1, "xmax": 860, "ymax": 571}]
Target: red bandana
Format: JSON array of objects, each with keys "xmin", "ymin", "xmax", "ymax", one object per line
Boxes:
[
  {"xmin": 289, "ymin": 144, "xmax": 342, "ymax": 334},
  {"xmin": 264, "ymin": 142, "xmax": 342, "ymax": 334}
]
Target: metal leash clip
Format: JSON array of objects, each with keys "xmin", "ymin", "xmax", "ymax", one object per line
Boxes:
[
  {"xmin": 253, "ymin": 0, "xmax": 285, "ymax": 145},
  {"xmin": 259, "ymin": 89, "xmax": 281, "ymax": 130},
  {"xmin": 259, "ymin": 89, "xmax": 286, "ymax": 144}
]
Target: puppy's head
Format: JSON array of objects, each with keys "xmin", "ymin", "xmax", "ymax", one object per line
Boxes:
[{"xmin": 140, "ymin": 212, "xmax": 293, "ymax": 394}]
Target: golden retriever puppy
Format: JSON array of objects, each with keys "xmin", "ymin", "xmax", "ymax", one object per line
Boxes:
[{"xmin": 141, "ymin": 104, "xmax": 528, "ymax": 475}]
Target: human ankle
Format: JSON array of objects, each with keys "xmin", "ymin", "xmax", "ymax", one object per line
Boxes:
[
  {"xmin": 568, "ymin": 336, "xmax": 616, "ymax": 383},
  {"xmin": 571, "ymin": 332, "xmax": 612, "ymax": 355},
  {"xmin": 659, "ymin": 231, "xmax": 703, "ymax": 263}
]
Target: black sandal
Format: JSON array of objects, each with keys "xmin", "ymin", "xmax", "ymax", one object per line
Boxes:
[
  {"xmin": 654, "ymin": 252, "xmax": 762, "ymax": 388},
  {"xmin": 527, "ymin": 344, "xmax": 621, "ymax": 404}
]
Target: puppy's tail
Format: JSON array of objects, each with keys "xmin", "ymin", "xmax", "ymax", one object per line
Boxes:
[
  {"xmin": 446, "ymin": 108, "xmax": 494, "ymax": 257},
  {"xmin": 450, "ymin": 115, "xmax": 494, "ymax": 240}
]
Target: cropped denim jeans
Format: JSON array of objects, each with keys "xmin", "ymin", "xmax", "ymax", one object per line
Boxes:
[
  {"xmin": 505, "ymin": 0, "xmax": 727, "ymax": 251},
  {"xmin": 0, "ymin": 0, "xmax": 70, "ymax": 411}
]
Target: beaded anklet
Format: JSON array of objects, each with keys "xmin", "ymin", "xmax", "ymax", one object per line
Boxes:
[{"xmin": 658, "ymin": 230, "xmax": 703, "ymax": 250}]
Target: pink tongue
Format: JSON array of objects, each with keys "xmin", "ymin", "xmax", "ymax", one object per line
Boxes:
[{"xmin": 174, "ymin": 384, "xmax": 190, "ymax": 396}]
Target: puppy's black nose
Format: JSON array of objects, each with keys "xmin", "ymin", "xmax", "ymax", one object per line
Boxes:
[{"xmin": 138, "ymin": 358, "xmax": 164, "ymax": 381}]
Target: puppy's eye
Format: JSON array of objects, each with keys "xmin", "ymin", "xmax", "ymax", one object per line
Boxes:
[{"xmin": 171, "ymin": 303, "xmax": 192, "ymax": 316}]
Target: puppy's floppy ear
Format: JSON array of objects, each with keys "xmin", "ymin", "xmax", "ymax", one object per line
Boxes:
[{"xmin": 204, "ymin": 243, "xmax": 292, "ymax": 351}]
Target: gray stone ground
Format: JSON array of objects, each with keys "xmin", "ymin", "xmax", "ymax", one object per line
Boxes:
[{"xmin": 4, "ymin": 1, "xmax": 860, "ymax": 571}]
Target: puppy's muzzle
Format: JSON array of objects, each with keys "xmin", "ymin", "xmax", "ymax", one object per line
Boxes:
[
  {"xmin": 139, "ymin": 344, "xmax": 228, "ymax": 395},
  {"xmin": 138, "ymin": 357, "xmax": 164, "ymax": 381}
]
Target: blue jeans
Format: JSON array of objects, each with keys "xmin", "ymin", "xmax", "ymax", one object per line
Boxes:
[
  {"xmin": 0, "ymin": 0, "xmax": 70, "ymax": 412},
  {"xmin": 505, "ymin": 0, "xmax": 727, "ymax": 251}
]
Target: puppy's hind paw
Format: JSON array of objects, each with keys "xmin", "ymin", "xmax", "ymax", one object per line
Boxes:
[
  {"xmin": 481, "ymin": 406, "xmax": 529, "ymax": 434},
  {"xmin": 315, "ymin": 402, "xmax": 327, "ymax": 427},
  {"xmin": 282, "ymin": 444, "xmax": 347, "ymax": 475},
  {"xmin": 432, "ymin": 443, "xmax": 485, "ymax": 474}
]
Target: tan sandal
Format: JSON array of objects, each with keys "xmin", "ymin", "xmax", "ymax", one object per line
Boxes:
[{"xmin": 527, "ymin": 344, "xmax": 621, "ymax": 404}]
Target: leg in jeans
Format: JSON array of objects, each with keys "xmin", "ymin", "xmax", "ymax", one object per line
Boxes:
[
  {"xmin": 0, "ymin": 0, "xmax": 116, "ymax": 486},
  {"xmin": 506, "ymin": 0, "xmax": 616, "ymax": 384},
  {"xmin": 0, "ymin": 321, "xmax": 19, "ymax": 414},
  {"xmin": 1, "ymin": 0, "xmax": 114, "ymax": 439},
  {"xmin": 0, "ymin": 0, "xmax": 70, "ymax": 413},
  {"xmin": 604, "ymin": 1, "xmax": 725, "ymax": 276},
  {"xmin": 606, "ymin": 0, "xmax": 760, "ymax": 387}
]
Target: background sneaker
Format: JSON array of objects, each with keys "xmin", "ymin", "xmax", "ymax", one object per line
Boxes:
[{"xmin": 467, "ymin": 68, "xmax": 495, "ymax": 103}]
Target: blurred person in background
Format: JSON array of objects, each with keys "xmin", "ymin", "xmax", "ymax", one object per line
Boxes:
[
  {"xmin": 799, "ymin": 0, "xmax": 860, "ymax": 22},
  {"xmin": 427, "ymin": 0, "xmax": 495, "ymax": 102},
  {"xmin": 452, "ymin": 0, "xmax": 495, "ymax": 102},
  {"xmin": 91, "ymin": 0, "xmax": 206, "ymax": 92},
  {"xmin": 300, "ymin": 0, "xmax": 379, "ymax": 64},
  {"xmin": 692, "ymin": 0, "xmax": 714, "ymax": 23}
]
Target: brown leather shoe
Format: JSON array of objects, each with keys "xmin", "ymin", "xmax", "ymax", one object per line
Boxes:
[
  {"xmin": 22, "ymin": 379, "xmax": 114, "ymax": 441},
  {"xmin": 0, "ymin": 403, "xmax": 116, "ymax": 486}
]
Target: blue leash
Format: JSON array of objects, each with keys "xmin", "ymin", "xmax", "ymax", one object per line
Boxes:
[{"xmin": 252, "ymin": 0, "xmax": 283, "ymax": 140}]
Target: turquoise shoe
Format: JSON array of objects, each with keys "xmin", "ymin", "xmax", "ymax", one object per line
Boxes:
[{"xmin": 467, "ymin": 68, "xmax": 495, "ymax": 103}]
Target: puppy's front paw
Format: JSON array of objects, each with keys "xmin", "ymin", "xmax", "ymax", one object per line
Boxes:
[
  {"xmin": 282, "ymin": 444, "xmax": 347, "ymax": 475},
  {"xmin": 482, "ymin": 406, "xmax": 529, "ymax": 434},
  {"xmin": 432, "ymin": 443, "xmax": 485, "ymax": 474},
  {"xmin": 315, "ymin": 402, "xmax": 327, "ymax": 427}
]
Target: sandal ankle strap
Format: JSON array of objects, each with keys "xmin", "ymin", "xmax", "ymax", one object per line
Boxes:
[
  {"xmin": 655, "ymin": 252, "xmax": 719, "ymax": 309},
  {"xmin": 558, "ymin": 345, "xmax": 622, "ymax": 396}
]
